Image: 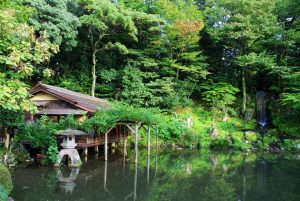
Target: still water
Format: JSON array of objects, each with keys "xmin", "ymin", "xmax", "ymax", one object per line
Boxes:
[{"xmin": 11, "ymin": 150, "xmax": 300, "ymax": 201}]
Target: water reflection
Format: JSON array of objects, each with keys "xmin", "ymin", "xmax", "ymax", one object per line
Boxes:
[{"xmin": 11, "ymin": 150, "xmax": 300, "ymax": 201}]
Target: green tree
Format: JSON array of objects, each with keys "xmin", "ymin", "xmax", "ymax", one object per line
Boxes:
[
  {"xmin": 21, "ymin": 0, "xmax": 80, "ymax": 51},
  {"xmin": 121, "ymin": 62, "xmax": 152, "ymax": 107},
  {"xmin": 154, "ymin": 0, "xmax": 207, "ymax": 79},
  {"xmin": 0, "ymin": 1, "xmax": 57, "ymax": 148},
  {"xmin": 200, "ymin": 82, "xmax": 239, "ymax": 138},
  {"xmin": 201, "ymin": 82, "xmax": 239, "ymax": 122},
  {"xmin": 204, "ymin": 0, "xmax": 279, "ymax": 116},
  {"xmin": 78, "ymin": 0, "xmax": 138, "ymax": 97}
]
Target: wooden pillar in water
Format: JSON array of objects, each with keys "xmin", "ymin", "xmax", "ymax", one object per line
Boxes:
[
  {"xmin": 83, "ymin": 147, "xmax": 88, "ymax": 156},
  {"xmin": 134, "ymin": 123, "xmax": 139, "ymax": 163},
  {"xmin": 94, "ymin": 145, "xmax": 99, "ymax": 153},
  {"xmin": 123, "ymin": 138, "xmax": 127, "ymax": 156},
  {"xmin": 147, "ymin": 126, "xmax": 151, "ymax": 156},
  {"xmin": 122, "ymin": 125, "xmax": 127, "ymax": 156},
  {"xmin": 134, "ymin": 162, "xmax": 137, "ymax": 201},
  {"xmin": 105, "ymin": 131, "xmax": 108, "ymax": 161}
]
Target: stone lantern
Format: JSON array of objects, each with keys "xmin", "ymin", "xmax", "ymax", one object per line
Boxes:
[
  {"xmin": 61, "ymin": 135, "xmax": 77, "ymax": 149},
  {"xmin": 55, "ymin": 129, "xmax": 85, "ymax": 167}
]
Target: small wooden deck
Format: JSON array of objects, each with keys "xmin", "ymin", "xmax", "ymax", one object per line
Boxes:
[{"xmin": 74, "ymin": 125, "xmax": 128, "ymax": 149}]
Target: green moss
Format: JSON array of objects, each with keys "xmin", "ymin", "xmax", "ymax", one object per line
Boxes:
[{"xmin": 0, "ymin": 164, "xmax": 12, "ymax": 196}]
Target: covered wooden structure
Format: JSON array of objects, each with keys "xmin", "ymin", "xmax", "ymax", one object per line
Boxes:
[
  {"xmin": 28, "ymin": 83, "xmax": 159, "ymax": 163},
  {"xmin": 28, "ymin": 83, "xmax": 130, "ymax": 154},
  {"xmin": 29, "ymin": 82, "xmax": 109, "ymax": 121}
]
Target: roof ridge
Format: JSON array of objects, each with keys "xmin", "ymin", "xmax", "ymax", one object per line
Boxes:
[
  {"xmin": 30, "ymin": 82, "xmax": 110, "ymax": 113},
  {"xmin": 41, "ymin": 83, "xmax": 108, "ymax": 103}
]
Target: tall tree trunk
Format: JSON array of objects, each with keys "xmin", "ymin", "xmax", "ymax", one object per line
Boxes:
[
  {"xmin": 91, "ymin": 50, "xmax": 97, "ymax": 97},
  {"xmin": 242, "ymin": 68, "xmax": 247, "ymax": 116}
]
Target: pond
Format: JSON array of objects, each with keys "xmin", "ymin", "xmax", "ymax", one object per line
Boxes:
[{"xmin": 10, "ymin": 149, "xmax": 300, "ymax": 201}]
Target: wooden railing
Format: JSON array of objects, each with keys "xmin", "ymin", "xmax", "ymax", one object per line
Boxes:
[{"xmin": 75, "ymin": 134, "xmax": 127, "ymax": 149}]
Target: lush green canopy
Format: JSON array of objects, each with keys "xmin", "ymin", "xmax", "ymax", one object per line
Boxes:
[{"xmin": 1, "ymin": 0, "xmax": 300, "ymax": 150}]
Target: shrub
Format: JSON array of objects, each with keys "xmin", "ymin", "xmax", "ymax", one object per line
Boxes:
[
  {"xmin": 231, "ymin": 132, "xmax": 251, "ymax": 150},
  {"xmin": 210, "ymin": 138, "xmax": 231, "ymax": 149},
  {"xmin": 246, "ymin": 132, "xmax": 258, "ymax": 143},
  {"xmin": 46, "ymin": 145, "xmax": 59, "ymax": 165},
  {"xmin": 261, "ymin": 134, "xmax": 279, "ymax": 149},
  {"xmin": 0, "ymin": 164, "xmax": 12, "ymax": 196}
]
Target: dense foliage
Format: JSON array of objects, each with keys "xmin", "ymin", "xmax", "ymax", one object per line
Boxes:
[
  {"xmin": 0, "ymin": 164, "xmax": 12, "ymax": 199},
  {"xmin": 1, "ymin": 0, "xmax": 300, "ymax": 152}
]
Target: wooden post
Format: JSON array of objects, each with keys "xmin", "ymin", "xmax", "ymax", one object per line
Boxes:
[
  {"xmin": 147, "ymin": 126, "xmax": 151, "ymax": 156},
  {"xmin": 94, "ymin": 145, "xmax": 99, "ymax": 153},
  {"xmin": 83, "ymin": 147, "xmax": 88, "ymax": 156},
  {"xmin": 104, "ymin": 127, "xmax": 114, "ymax": 161},
  {"xmin": 105, "ymin": 131, "xmax": 108, "ymax": 161},
  {"xmin": 123, "ymin": 138, "xmax": 127, "ymax": 156},
  {"xmin": 155, "ymin": 125, "xmax": 158, "ymax": 151},
  {"xmin": 111, "ymin": 142, "xmax": 116, "ymax": 154},
  {"xmin": 134, "ymin": 123, "xmax": 139, "ymax": 163}
]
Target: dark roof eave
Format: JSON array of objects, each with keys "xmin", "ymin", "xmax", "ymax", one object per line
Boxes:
[{"xmin": 30, "ymin": 83, "xmax": 107, "ymax": 113}]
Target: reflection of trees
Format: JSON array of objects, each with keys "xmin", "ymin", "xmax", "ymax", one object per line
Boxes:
[
  {"xmin": 11, "ymin": 150, "xmax": 300, "ymax": 201},
  {"xmin": 201, "ymin": 178, "xmax": 237, "ymax": 201},
  {"xmin": 141, "ymin": 150, "xmax": 265, "ymax": 201}
]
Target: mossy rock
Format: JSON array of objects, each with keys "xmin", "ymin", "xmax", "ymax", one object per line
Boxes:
[
  {"xmin": 0, "ymin": 164, "xmax": 12, "ymax": 196},
  {"xmin": 0, "ymin": 184, "xmax": 8, "ymax": 201}
]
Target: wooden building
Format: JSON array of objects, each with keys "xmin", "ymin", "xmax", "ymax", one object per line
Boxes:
[
  {"xmin": 28, "ymin": 83, "xmax": 129, "ymax": 155},
  {"xmin": 28, "ymin": 82, "xmax": 110, "ymax": 121}
]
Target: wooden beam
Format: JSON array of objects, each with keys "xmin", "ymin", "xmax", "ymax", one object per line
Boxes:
[
  {"xmin": 104, "ymin": 127, "xmax": 114, "ymax": 161},
  {"xmin": 124, "ymin": 124, "xmax": 135, "ymax": 134}
]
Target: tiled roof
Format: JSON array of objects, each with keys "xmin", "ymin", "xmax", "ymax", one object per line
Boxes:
[{"xmin": 30, "ymin": 83, "xmax": 110, "ymax": 113}]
